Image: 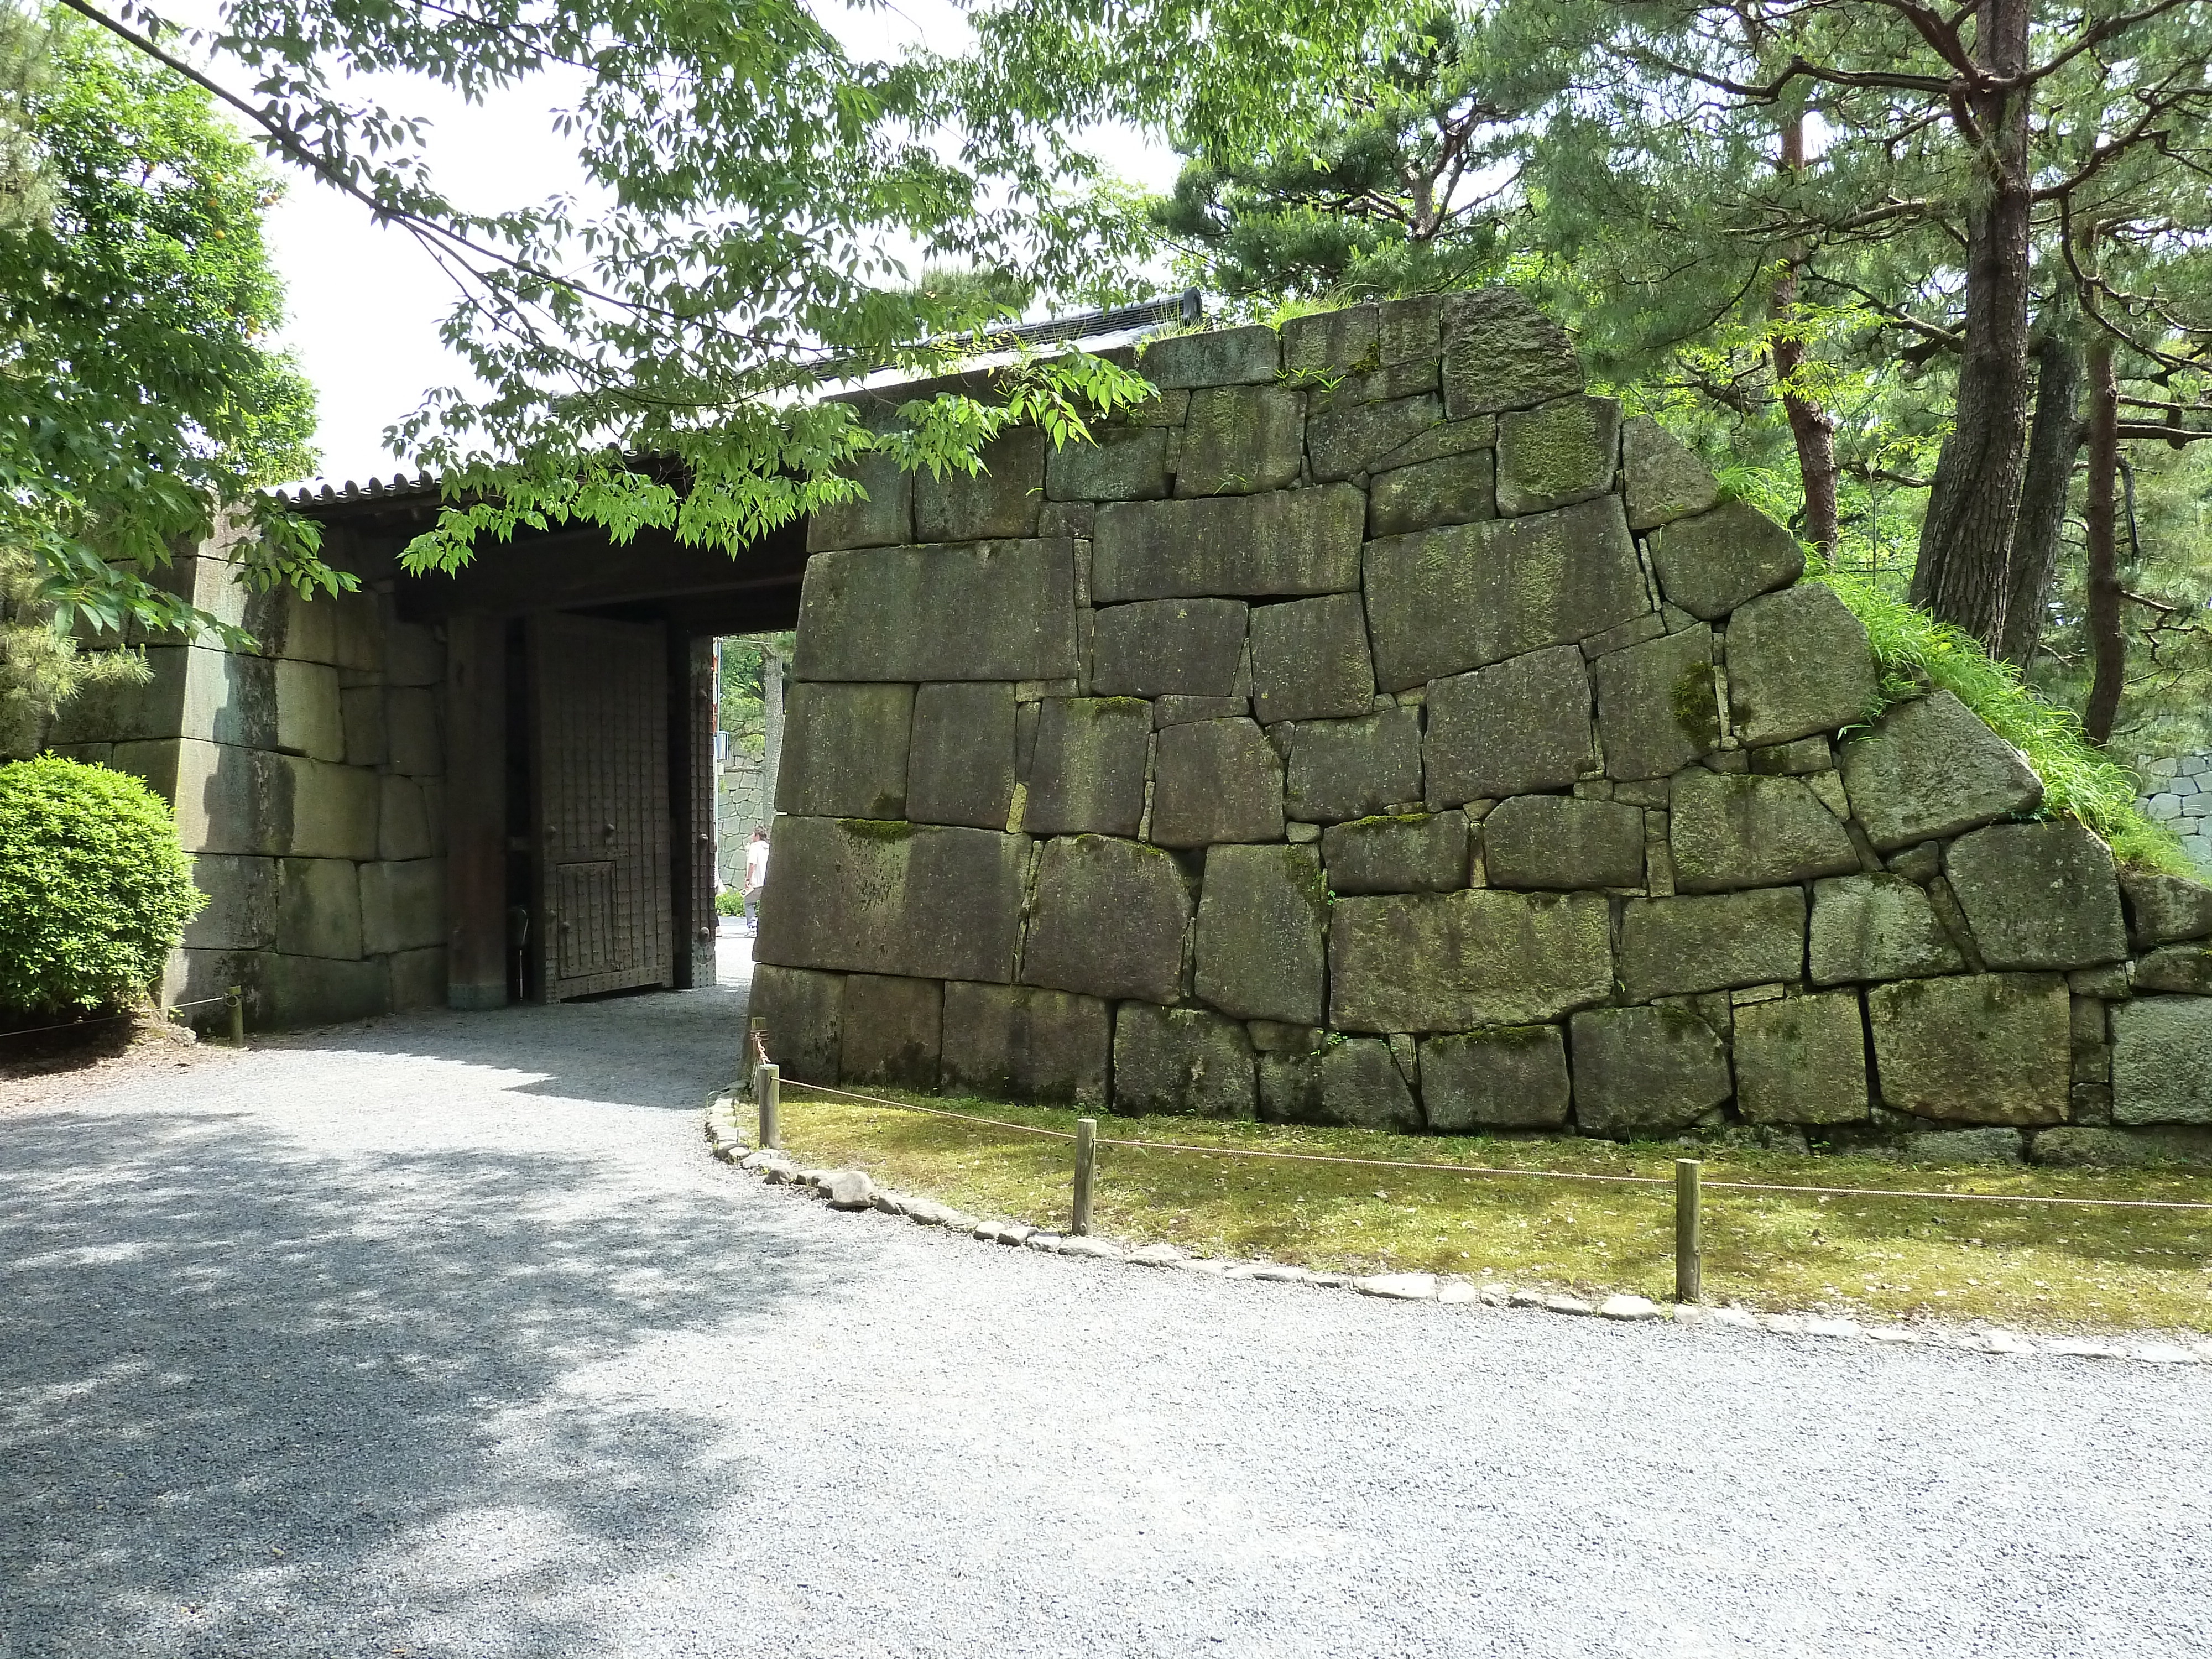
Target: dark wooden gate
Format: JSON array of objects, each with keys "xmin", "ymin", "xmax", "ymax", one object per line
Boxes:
[{"xmin": 529, "ymin": 614, "xmax": 673, "ymax": 1000}]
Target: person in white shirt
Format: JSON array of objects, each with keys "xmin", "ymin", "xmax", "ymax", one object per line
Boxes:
[{"xmin": 742, "ymin": 828, "xmax": 770, "ymax": 935}]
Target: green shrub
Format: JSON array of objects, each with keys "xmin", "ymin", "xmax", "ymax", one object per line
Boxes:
[
  {"xmin": 0, "ymin": 756, "xmax": 205, "ymax": 1016},
  {"xmin": 716, "ymin": 888, "xmax": 744, "ymax": 917}
]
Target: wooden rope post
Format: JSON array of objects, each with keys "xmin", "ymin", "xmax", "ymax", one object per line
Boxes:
[
  {"xmin": 1675, "ymin": 1158, "xmax": 1703, "ymax": 1304},
  {"xmin": 1072, "ymin": 1117, "xmax": 1097, "ymax": 1236},
  {"xmin": 226, "ymin": 985, "xmax": 246, "ymax": 1048},
  {"xmin": 755, "ymin": 1062, "xmax": 780, "ymax": 1151},
  {"xmin": 746, "ymin": 1017, "xmax": 765, "ymax": 1092}
]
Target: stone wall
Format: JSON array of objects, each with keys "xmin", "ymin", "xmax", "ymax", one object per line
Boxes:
[
  {"xmin": 2140, "ymin": 753, "xmax": 2212, "ymax": 878},
  {"xmin": 750, "ymin": 290, "xmax": 2212, "ymax": 1161},
  {"xmin": 46, "ymin": 533, "xmax": 448, "ymax": 1028}
]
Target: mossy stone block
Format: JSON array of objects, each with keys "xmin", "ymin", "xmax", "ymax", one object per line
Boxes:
[
  {"xmin": 1250, "ymin": 592, "xmax": 1374, "ymax": 724},
  {"xmin": 1259, "ymin": 1039, "xmax": 1421, "ymax": 1130},
  {"xmin": 1646, "ymin": 500, "xmax": 1805, "ymax": 621},
  {"xmin": 1195, "ymin": 843, "xmax": 1326, "ymax": 1025},
  {"xmin": 1321, "ymin": 810, "xmax": 1469, "ymax": 895},
  {"xmin": 2114, "ymin": 998, "xmax": 2212, "ymax": 1124},
  {"xmin": 1093, "ymin": 487, "xmax": 1365, "ymax": 603},
  {"xmin": 1734, "ymin": 990, "xmax": 1869, "ymax": 1125},
  {"xmin": 908, "ymin": 681, "xmax": 1018, "ymax": 830},
  {"xmin": 1368, "ymin": 450, "xmax": 1496, "ymax": 539},
  {"xmin": 1724, "ymin": 584, "xmax": 1880, "ymax": 747},
  {"xmin": 914, "ymin": 427, "xmax": 1045, "ymax": 542},
  {"xmin": 1495, "ymin": 395, "xmax": 1620, "ymax": 517},
  {"xmin": 181, "ymin": 853, "xmax": 278, "ymax": 951},
  {"xmin": 1866, "ymin": 973, "xmax": 2069, "ymax": 1124},
  {"xmin": 1423, "ymin": 644, "xmax": 1592, "ymax": 806},
  {"xmin": 1176, "ymin": 385, "xmax": 1305, "ymax": 497},
  {"xmin": 1944, "ymin": 820, "xmax": 2128, "ymax": 971},
  {"xmin": 1668, "ymin": 768, "xmax": 1859, "ymax": 893},
  {"xmin": 776, "ymin": 681, "xmax": 914, "ymax": 820},
  {"xmin": 1044, "ymin": 423, "xmax": 1171, "ymax": 502},
  {"xmin": 1481, "ymin": 795, "xmax": 1645, "ymax": 890},
  {"xmin": 749, "ymin": 963, "xmax": 844, "ymax": 1084},
  {"xmin": 276, "ymin": 857, "xmax": 363, "ymax": 960},
  {"xmin": 1091, "ymin": 598, "xmax": 1249, "ymax": 698},
  {"xmin": 1308, "ymin": 391, "xmax": 1444, "ymax": 483},
  {"xmin": 1420, "ymin": 1025, "xmax": 1571, "ymax": 1130},
  {"xmin": 285, "ymin": 757, "xmax": 382, "ymax": 860},
  {"xmin": 1113, "ymin": 1003, "xmax": 1257, "ymax": 1118},
  {"xmin": 2133, "ymin": 944, "xmax": 2212, "ymax": 995},
  {"xmin": 806, "ymin": 450, "xmax": 913, "ymax": 552},
  {"xmin": 1024, "ymin": 697, "xmax": 1151, "ymax": 837},
  {"xmin": 361, "ymin": 858, "xmax": 444, "ymax": 956},
  {"xmin": 2120, "ymin": 868, "xmax": 2212, "ymax": 949},
  {"xmin": 941, "ymin": 980, "xmax": 1111, "ymax": 1105},
  {"xmin": 1621, "ymin": 416, "xmax": 1721, "ymax": 531},
  {"xmin": 1329, "ymin": 889, "xmax": 1613, "ymax": 1032},
  {"xmin": 1836, "ymin": 690, "xmax": 2045, "ymax": 851},
  {"xmin": 1020, "ymin": 834, "xmax": 1191, "ymax": 1005},
  {"xmin": 1618, "ymin": 889, "xmax": 1806, "ymax": 1001},
  {"xmin": 1570, "ymin": 1005, "xmax": 1731, "ymax": 1137},
  {"xmin": 1593, "ymin": 623, "xmax": 1717, "ymax": 782},
  {"xmin": 1150, "ymin": 718, "xmax": 1285, "ymax": 847},
  {"xmin": 1284, "ymin": 708, "xmax": 1423, "ymax": 824},
  {"xmin": 1440, "ymin": 288, "xmax": 1583, "ymax": 418},
  {"xmin": 1808, "ymin": 873, "xmax": 1965, "ymax": 984},
  {"xmin": 839, "ymin": 973, "xmax": 943, "ymax": 1089},
  {"xmin": 1139, "ymin": 324, "xmax": 1280, "ymax": 389},
  {"xmin": 794, "ymin": 539, "xmax": 1078, "ymax": 683},
  {"xmin": 1281, "ymin": 304, "xmax": 1378, "ymax": 378}
]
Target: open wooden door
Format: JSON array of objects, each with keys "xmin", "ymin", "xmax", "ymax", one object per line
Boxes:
[{"xmin": 528, "ymin": 614, "xmax": 673, "ymax": 1000}]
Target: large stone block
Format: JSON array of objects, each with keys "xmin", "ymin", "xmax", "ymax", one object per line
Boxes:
[
  {"xmin": 839, "ymin": 973, "xmax": 943, "ymax": 1089},
  {"xmin": 1420, "ymin": 1026, "xmax": 1571, "ymax": 1130},
  {"xmin": 341, "ymin": 684, "xmax": 387, "ymax": 768},
  {"xmin": 806, "ymin": 450, "xmax": 913, "ymax": 552},
  {"xmin": 1618, "ymin": 889, "xmax": 1806, "ymax": 1001},
  {"xmin": 1249, "ymin": 592, "xmax": 1373, "ymax": 723},
  {"xmin": 906, "ymin": 681, "xmax": 1016, "ymax": 830},
  {"xmin": 1046, "ymin": 423, "xmax": 1171, "ymax": 502},
  {"xmin": 361, "ymin": 858, "xmax": 445, "ymax": 956},
  {"xmin": 1944, "ymin": 821, "xmax": 2127, "ymax": 970},
  {"xmin": 1307, "ymin": 391, "xmax": 1443, "ymax": 483},
  {"xmin": 1724, "ymin": 584, "xmax": 1879, "ymax": 747},
  {"xmin": 332, "ymin": 589, "xmax": 383, "ymax": 674},
  {"xmin": 1149, "ymin": 718, "xmax": 1284, "ymax": 846},
  {"xmin": 1091, "ymin": 599, "xmax": 1248, "ymax": 697},
  {"xmin": 1423, "ymin": 644, "xmax": 1592, "ymax": 806},
  {"xmin": 1570, "ymin": 1005, "xmax": 1731, "ymax": 1137},
  {"xmin": 1368, "ymin": 450, "xmax": 1496, "ymax": 539},
  {"xmin": 1281, "ymin": 304, "xmax": 1379, "ymax": 378},
  {"xmin": 1668, "ymin": 769, "xmax": 1858, "ymax": 893},
  {"xmin": 1322, "ymin": 810, "xmax": 1469, "ymax": 895},
  {"xmin": 2111, "ymin": 998, "xmax": 2212, "ymax": 1124},
  {"xmin": 45, "ymin": 644, "xmax": 202, "ymax": 747},
  {"xmin": 1808, "ymin": 874, "xmax": 1965, "ymax": 984},
  {"xmin": 1139, "ymin": 324, "xmax": 1279, "ymax": 389},
  {"xmin": 2032, "ymin": 1124, "xmax": 2212, "ymax": 1168},
  {"xmin": 794, "ymin": 539, "xmax": 1078, "ymax": 682},
  {"xmin": 1020, "ymin": 834, "xmax": 1191, "ymax": 1004},
  {"xmin": 1836, "ymin": 690, "xmax": 2044, "ymax": 849},
  {"xmin": 1645, "ymin": 501, "xmax": 1804, "ymax": 621},
  {"xmin": 1259, "ymin": 1039, "xmax": 1421, "ymax": 1130},
  {"xmin": 1284, "ymin": 708, "xmax": 1423, "ymax": 824},
  {"xmin": 1363, "ymin": 497, "xmax": 1648, "ymax": 692},
  {"xmin": 260, "ymin": 954, "xmax": 390, "ymax": 1028},
  {"xmin": 1482, "ymin": 795, "xmax": 1644, "ymax": 890},
  {"xmin": 1194, "ymin": 843, "xmax": 1326, "ymax": 1025},
  {"xmin": 2120, "ymin": 868, "xmax": 2212, "ymax": 948},
  {"xmin": 385, "ymin": 687, "xmax": 442, "ymax": 777},
  {"xmin": 941, "ymin": 981, "xmax": 1111, "ymax": 1105},
  {"xmin": 1621, "ymin": 416, "xmax": 1721, "ymax": 531},
  {"xmin": 1092, "ymin": 488, "xmax": 1364, "ymax": 602},
  {"xmin": 1593, "ymin": 624, "xmax": 1717, "ymax": 781},
  {"xmin": 112, "ymin": 738, "xmax": 290, "ymax": 857},
  {"xmin": 1441, "ymin": 288, "xmax": 1583, "ymax": 418},
  {"xmin": 182, "ymin": 854, "xmax": 278, "ymax": 951},
  {"xmin": 1374, "ymin": 415, "xmax": 1496, "ymax": 473},
  {"xmin": 1023, "ymin": 697, "xmax": 1150, "ymax": 837},
  {"xmin": 276, "ymin": 857, "xmax": 364, "ymax": 959},
  {"xmin": 1494, "ymin": 396, "xmax": 1620, "ymax": 517},
  {"xmin": 1733, "ymin": 991, "xmax": 1869, "ymax": 1125},
  {"xmin": 753, "ymin": 817, "xmax": 1026, "ymax": 983},
  {"xmin": 748, "ymin": 963, "xmax": 844, "ymax": 1084},
  {"xmin": 389, "ymin": 946, "xmax": 447, "ymax": 1012},
  {"xmin": 2135, "ymin": 943, "xmax": 2212, "ymax": 994},
  {"xmin": 914, "ymin": 427, "xmax": 1044, "ymax": 542},
  {"xmin": 1866, "ymin": 974, "xmax": 2070, "ymax": 1125},
  {"xmin": 378, "ymin": 775, "xmax": 434, "ymax": 862},
  {"xmin": 386, "ymin": 618, "xmax": 445, "ymax": 687},
  {"xmin": 285, "ymin": 757, "xmax": 382, "ymax": 861},
  {"xmin": 775, "ymin": 681, "xmax": 914, "ymax": 820},
  {"xmin": 1330, "ymin": 890, "xmax": 1613, "ymax": 1032},
  {"xmin": 1176, "ymin": 384, "xmax": 1305, "ymax": 497},
  {"xmin": 1113, "ymin": 1003, "xmax": 1257, "ymax": 1118},
  {"xmin": 253, "ymin": 586, "xmax": 339, "ymax": 665}
]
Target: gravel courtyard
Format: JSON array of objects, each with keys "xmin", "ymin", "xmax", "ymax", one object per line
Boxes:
[{"xmin": 4, "ymin": 959, "xmax": 2209, "ymax": 1658}]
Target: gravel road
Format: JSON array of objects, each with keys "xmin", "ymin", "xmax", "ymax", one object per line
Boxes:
[{"xmin": 5, "ymin": 958, "xmax": 2209, "ymax": 1658}]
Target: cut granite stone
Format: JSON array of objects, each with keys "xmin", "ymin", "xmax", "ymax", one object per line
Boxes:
[
  {"xmin": 1481, "ymin": 795, "xmax": 1645, "ymax": 890},
  {"xmin": 940, "ymin": 980, "xmax": 1111, "ymax": 1105},
  {"xmin": 1618, "ymin": 889, "xmax": 1807, "ymax": 1001},
  {"xmin": 1943, "ymin": 821, "xmax": 2128, "ymax": 970},
  {"xmin": 1420, "ymin": 1025, "xmax": 1571, "ymax": 1129},
  {"xmin": 1733, "ymin": 990, "xmax": 1870, "ymax": 1125},
  {"xmin": 2032, "ymin": 1123, "xmax": 2212, "ymax": 1167},
  {"xmin": 1495, "ymin": 396, "xmax": 1620, "ymax": 517},
  {"xmin": 1747, "ymin": 737, "xmax": 1833, "ymax": 776},
  {"xmin": 2120, "ymin": 868, "xmax": 2212, "ymax": 948},
  {"xmin": 1259, "ymin": 1039, "xmax": 1422, "ymax": 1130},
  {"xmin": 1621, "ymin": 416, "xmax": 1722, "ymax": 530},
  {"xmin": 1865, "ymin": 973, "xmax": 2070, "ymax": 1125},
  {"xmin": 1593, "ymin": 624, "xmax": 1717, "ymax": 781},
  {"xmin": 1249, "ymin": 592, "xmax": 1374, "ymax": 723},
  {"xmin": 181, "ymin": 854, "xmax": 278, "ymax": 951},
  {"xmin": 1194, "ymin": 843, "xmax": 1327, "ymax": 1026},
  {"xmin": 1022, "ymin": 697, "xmax": 1151, "ymax": 837},
  {"xmin": 2134, "ymin": 945, "xmax": 2212, "ymax": 995},
  {"xmin": 748, "ymin": 963, "xmax": 843, "ymax": 1085},
  {"xmin": 839, "ymin": 973, "xmax": 942, "ymax": 1089},
  {"xmin": 907, "ymin": 681, "xmax": 1017, "ymax": 830},
  {"xmin": 1368, "ymin": 450, "xmax": 1496, "ymax": 538},
  {"xmin": 1092, "ymin": 487, "xmax": 1365, "ymax": 602},
  {"xmin": 775, "ymin": 681, "xmax": 914, "ymax": 820},
  {"xmin": 1441, "ymin": 288, "xmax": 1584, "ymax": 418},
  {"xmin": 1373, "ymin": 415, "xmax": 1496, "ymax": 473},
  {"xmin": 795, "ymin": 539, "xmax": 1077, "ymax": 682},
  {"xmin": 1090, "ymin": 599, "xmax": 1249, "ymax": 698},
  {"xmin": 1329, "ymin": 889, "xmax": 1613, "ymax": 1032},
  {"xmin": 1900, "ymin": 1128, "xmax": 2025, "ymax": 1166},
  {"xmin": 1423, "ymin": 644, "xmax": 1592, "ymax": 807},
  {"xmin": 1724, "ymin": 584, "xmax": 1880, "ymax": 745},
  {"xmin": 753, "ymin": 817, "xmax": 1026, "ymax": 983},
  {"xmin": 914, "ymin": 427, "xmax": 1044, "ymax": 541},
  {"xmin": 1154, "ymin": 695, "xmax": 1248, "ymax": 728},
  {"xmin": 1113, "ymin": 1003, "xmax": 1257, "ymax": 1118},
  {"xmin": 1045, "ymin": 424, "xmax": 1171, "ymax": 501},
  {"xmin": 276, "ymin": 857, "xmax": 362, "ymax": 959},
  {"xmin": 1364, "ymin": 496, "xmax": 1648, "ymax": 691},
  {"xmin": 1645, "ymin": 501, "xmax": 1806, "ymax": 620},
  {"xmin": 359, "ymin": 858, "xmax": 443, "ymax": 956},
  {"xmin": 1668, "ymin": 768, "xmax": 1859, "ymax": 893},
  {"xmin": 1308, "ymin": 391, "xmax": 1444, "ymax": 483},
  {"xmin": 1808, "ymin": 873, "xmax": 1966, "ymax": 984},
  {"xmin": 1149, "ymin": 718, "xmax": 1285, "ymax": 846},
  {"xmin": 1140, "ymin": 324, "xmax": 1279, "ymax": 389},
  {"xmin": 1836, "ymin": 690, "xmax": 2044, "ymax": 849},
  {"xmin": 377, "ymin": 776, "xmax": 432, "ymax": 863},
  {"xmin": 1281, "ymin": 304, "xmax": 1378, "ymax": 378},
  {"xmin": 1570, "ymin": 1005, "xmax": 1733, "ymax": 1137},
  {"xmin": 1284, "ymin": 708, "xmax": 1423, "ymax": 823},
  {"xmin": 805, "ymin": 450, "xmax": 912, "ymax": 552},
  {"xmin": 2113, "ymin": 997, "xmax": 2212, "ymax": 1124},
  {"xmin": 1020, "ymin": 834, "xmax": 1191, "ymax": 1005},
  {"xmin": 1321, "ymin": 810, "xmax": 1469, "ymax": 895},
  {"xmin": 1176, "ymin": 384, "xmax": 1305, "ymax": 497}
]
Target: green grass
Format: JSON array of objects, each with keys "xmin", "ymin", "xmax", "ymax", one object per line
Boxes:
[{"xmin": 774, "ymin": 1087, "xmax": 2212, "ymax": 1334}]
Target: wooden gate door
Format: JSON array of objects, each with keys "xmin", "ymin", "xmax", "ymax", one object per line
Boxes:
[{"xmin": 529, "ymin": 614, "xmax": 672, "ymax": 1000}]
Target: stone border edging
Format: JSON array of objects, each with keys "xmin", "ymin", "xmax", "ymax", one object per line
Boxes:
[{"xmin": 701, "ymin": 1092, "xmax": 2210, "ymax": 1369}]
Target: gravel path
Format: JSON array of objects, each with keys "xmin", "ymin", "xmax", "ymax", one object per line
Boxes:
[{"xmin": 5, "ymin": 956, "xmax": 2209, "ymax": 1658}]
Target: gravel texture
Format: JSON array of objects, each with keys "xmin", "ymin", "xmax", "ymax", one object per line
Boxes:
[{"xmin": 5, "ymin": 953, "xmax": 2211, "ymax": 1658}]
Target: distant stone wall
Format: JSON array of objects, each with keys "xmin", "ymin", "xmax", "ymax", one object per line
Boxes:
[
  {"xmin": 47, "ymin": 530, "xmax": 448, "ymax": 1028},
  {"xmin": 2140, "ymin": 753, "xmax": 2212, "ymax": 877},
  {"xmin": 750, "ymin": 291, "xmax": 2212, "ymax": 1162}
]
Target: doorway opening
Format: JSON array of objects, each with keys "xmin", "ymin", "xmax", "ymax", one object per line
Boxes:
[{"xmin": 712, "ymin": 631, "xmax": 793, "ymax": 988}]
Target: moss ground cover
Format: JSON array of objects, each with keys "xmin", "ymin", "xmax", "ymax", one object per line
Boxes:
[{"xmin": 775, "ymin": 1087, "xmax": 2212, "ymax": 1333}]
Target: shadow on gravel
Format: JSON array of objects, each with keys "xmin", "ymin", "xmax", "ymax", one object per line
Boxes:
[{"xmin": 0, "ymin": 1089, "xmax": 817, "ymax": 1659}]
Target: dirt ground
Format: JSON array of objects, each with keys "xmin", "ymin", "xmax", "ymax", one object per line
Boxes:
[{"xmin": 0, "ymin": 1015, "xmax": 226, "ymax": 1109}]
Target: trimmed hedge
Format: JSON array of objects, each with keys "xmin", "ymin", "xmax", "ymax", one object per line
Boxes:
[{"xmin": 0, "ymin": 756, "xmax": 204, "ymax": 1016}]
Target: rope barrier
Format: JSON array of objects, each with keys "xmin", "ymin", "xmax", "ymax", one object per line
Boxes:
[{"xmin": 1, "ymin": 993, "xmax": 238, "ymax": 1045}]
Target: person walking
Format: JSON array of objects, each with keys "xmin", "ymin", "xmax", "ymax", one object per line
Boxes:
[{"xmin": 741, "ymin": 827, "xmax": 770, "ymax": 936}]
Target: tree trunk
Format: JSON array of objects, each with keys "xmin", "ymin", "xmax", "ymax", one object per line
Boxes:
[
  {"xmin": 1998, "ymin": 326, "xmax": 2085, "ymax": 667},
  {"xmin": 2083, "ymin": 338, "xmax": 2124, "ymax": 745},
  {"xmin": 1770, "ymin": 113, "xmax": 1839, "ymax": 562},
  {"xmin": 1908, "ymin": 0, "xmax": 2034, "ymax": 650}
]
